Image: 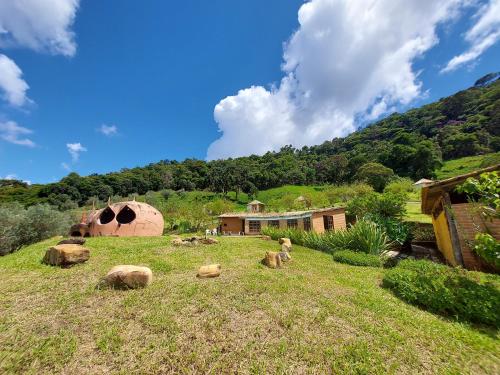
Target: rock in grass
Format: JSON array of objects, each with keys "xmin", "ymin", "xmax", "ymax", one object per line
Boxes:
[
  {"xmin": 279, "ymin": 238, "xmax": 292, "ymax": 252},
  {"xmin": 197, "ymin": 264, "xmax": 221, "ymax": 278},
  {"xmin": 261, "ymin": 235, "xmax": 272, "ymax": 241},
  {"xmin": 104, "ymin": 265, "xmax": 153, "ymax": 289},
  {"xmin": 263, "ymin": 251, "xmax": 282, "ymax": 269},
  {"xmin": 57, "ymin": 237, "xmax": 86, "ymax": 245},
  {"xmin": 279, "ymin": 251, "xmax": 292, "ymax": 262},
  {"xmin": 200, "ymin": 238, "xmax": 219, "ymax": 245},
  {"xmin": 43, "ymin": 244, "xmax": 90, "ymax": 267},
  {"xmin": 171, "ymin": 238, "xmax": 183, "ymax": 246}
]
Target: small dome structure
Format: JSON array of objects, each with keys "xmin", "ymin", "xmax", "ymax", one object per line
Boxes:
[{"xmin": 73, "ymin": 201, "xmax": 164, "ymax": 237}]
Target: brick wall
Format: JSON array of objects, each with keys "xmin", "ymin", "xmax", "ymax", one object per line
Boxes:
[{"xmin": 451, "ymin": 203, "xmax": 500, "ymax": 271}]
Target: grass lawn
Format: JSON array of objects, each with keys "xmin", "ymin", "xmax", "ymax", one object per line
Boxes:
[
  {"xmin": 435, "ymin": 153, "xmax": 500, "ymax": 180},
  {"xmin": 1, "ymin": 237, "xmax": 498, "ymax": 374},
  {"xmin": 404, "ymin": 201, "xmax": 431, "ymax": 224}
]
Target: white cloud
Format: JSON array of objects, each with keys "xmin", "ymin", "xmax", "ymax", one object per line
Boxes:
[
  {"xmin": 442, "ymin": 0, "xmax": 500, "ymax": 73},
  {"xmin": 61, "ymin": 162, "xmax": 71, "ymax": 171},
  {"xmin": 0, "ymin": 0, "xmax": 80, "ymax": 56},
  {"xmin": 0, "ymin": 54, "xmax": 31, "ymax": 107},
  {"xmin": 66, "ymin": 142, "xmax": 86, "ymax": 161},
  {"xmin": 98, "ymin": 124, "xmax": 118, "ymax": 136},
  {"xmin": 207, "ymin": 0, "xmax": 468, "ymax": 160},
  {"xmin": 0, "ymin": 120, "xmax": 35, "ymax": 147},
  {"xmin": 1, "ymin": 173, "xmax": 31, "ymax": 184}
]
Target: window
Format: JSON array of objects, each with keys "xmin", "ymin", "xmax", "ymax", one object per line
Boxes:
[
  {"xmin": 303, "ymin": 217, "xmax": 311, "ymax": 231},
  {"xmin": 98, "ymin": 207, "xmax": 115, "ymax": 225},
  {"xmin": 269, "ymin": 220, "xmax": 279, "ymax": 228},
  {"xmin": 323, "ymin": 215, "xmax": 334, "ymax": 231},
  {"xmin": 248, "ymin": 220, "xmax": 261, "ymax": 233},
  {"xmin": 287, "ymin": 219, "xmax": 298, "ymax": 229},
  {"xmin": 116, "ymin": 205, "xmax": 136, "ymax": 224}
]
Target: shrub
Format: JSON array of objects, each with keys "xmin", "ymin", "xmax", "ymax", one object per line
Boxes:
[
  {"xmin": 347, "ymin": 192, "xmax": 407, "ymax": 220},
  {"xmin": 383, "ymin": 260, "xmax": 500, "ymax": 327},
  {"xmin": 384, "ymin": 177, "xmax": 415, "ymax": 196},
  {"xmin": 263, "ymin": 219, "xmax": 391, "ymax": 255},
  {"xmin": 473, "ymin": 233, "xmax": 500, "ymax": 269},
  {"xmin": 332, "ymin": 250, "xmax": 382, "ymax": 267},
  {"xmin": 366, "ymin": 214, "xmax": 411, "ymax": 246},
  {"xmin": 0, "ymin": 203, "xmax": 74, "ymax": 255},
  {"xmin": 324, "ymin": 183, "xmax": 373, "ymax": 205},
  {"xmin": 409, "ymin": 222, "xmax": 436, "ymax": 242}
]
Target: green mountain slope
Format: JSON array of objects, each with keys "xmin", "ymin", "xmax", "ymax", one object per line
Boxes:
[{"xmin": 1, "ymin": 74, "xmax": 499, "ymax": 208}]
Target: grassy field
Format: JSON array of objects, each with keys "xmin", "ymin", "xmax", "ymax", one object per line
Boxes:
[
  {"xmin": 1, "ymin": 237, "xmax": 498, "ymax": 374},
  {"xmin": 404, "ymin": 201, "xmax": 431, "ymax": 223},
  {"xmin": 435, "ymin": 152, "xmax": 500, "ymax": 180}
]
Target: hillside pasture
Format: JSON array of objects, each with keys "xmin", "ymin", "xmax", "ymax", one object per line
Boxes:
[{"xmin": 0, "ymin": 236, "xmax": 498, "ymax": 374}]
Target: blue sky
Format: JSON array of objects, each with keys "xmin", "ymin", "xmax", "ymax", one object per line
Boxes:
[{"xmin": 0, "ymin": 0, "xmax": 499, "ymax": 184}]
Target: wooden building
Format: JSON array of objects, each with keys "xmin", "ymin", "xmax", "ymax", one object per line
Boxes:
[
  {"xmin": 421, "ymin": 164, "xmax": 500, "ymax": 271},
  {"xmin": 219, "ymin": 207, "xmax": 346, "ymax": 235}
]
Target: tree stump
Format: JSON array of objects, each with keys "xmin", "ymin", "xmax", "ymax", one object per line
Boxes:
[{"xmin": 43, "ymin": 244, "xmax": 90, "ymax": 267}]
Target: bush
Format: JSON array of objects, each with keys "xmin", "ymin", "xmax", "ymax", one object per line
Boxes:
[
  {"xmin": 473, "ymin": 233, "xmax": 500, "ymax": 269},
  {"xmin": 0, "ymin": 203, "xmax": 74, "ymax": 255},
  {"xmin": 262, "ymin": 219, "xmax": 391, "ymax": 255},
  {"xmin": 332, "ymin": 250, "xmax": 382, "ymax": 267},
  {"xmin": 384, "ymin": 177, "xmax": 415, "ymax": 196},
  {"xmin": 346, "ymin": 192, "xmax": 407, "ymax": 220},
  {"xmin": 366, "ymin": 214, "xmax": 411, "ymax": 246},
  {"xmin": 383, "ymin": 260, "xmax": 500, "ymax": 327}
]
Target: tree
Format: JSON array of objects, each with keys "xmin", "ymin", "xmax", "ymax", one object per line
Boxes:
[{"xmin": 355, "ymin": 163, "xmax": 394, "ymax": 192}]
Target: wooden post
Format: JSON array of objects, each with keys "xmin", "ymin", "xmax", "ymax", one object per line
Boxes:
[{"xmin": 443, "ymin": 192, "xmax": 464, "ymax": 267}]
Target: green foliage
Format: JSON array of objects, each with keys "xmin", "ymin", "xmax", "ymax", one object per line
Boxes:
[
  {"xmin": 456, "ymin": 171, "xmax": 500, "ymax": 218},
  {"xmin": 409, "ymin": 223, "xmax": 436, "ymax": 242},
  {"xmin": 332, "ymin": 250, "xmax": 382, "ymax": 267},
  {"xmin": 384, "ymin": 177, "xmax": 415, "ymax": 196},
  {"xmin": 473, "ymin": 233, "xmax": 500, "ymax": 269},
  {"xmin": 0, "ymin": 203, "xmax": 74, "ymax": 255},
  {"xmin": 324, "ymin": 183, "xmax": 373, "ymax": 205},
  {"xmin": 2, "ymin": 79, "xmax": 499, "ymax": 207},
  {"xmin": 355, "ymin": 162, "xmax": 394, "ymax": 192},
  {"xmin": 347, "ymin": 192, "xmax": 407, "ymax": 220},
  {"xmin": 366, "ymin": 214, "xmax": 411, "ymax": 246},
  {"xmin": 383, "ymin": 260, "xmax": 500, "ymax": 327},
  {"xmin": 262, "ymin": 219, "xmax": 391, "ymax": 255},
  {"xmin": 204, "ymin": 198, "xmax": 236, "ymax": 216},
  {"xmin": 435, "ymin": 152, "xmax": 500, "ymax": 179}
]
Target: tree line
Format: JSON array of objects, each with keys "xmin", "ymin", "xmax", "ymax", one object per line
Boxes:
[{"xmin": 1, "ymin": 74, "xmax": 499, "ymax": 208}]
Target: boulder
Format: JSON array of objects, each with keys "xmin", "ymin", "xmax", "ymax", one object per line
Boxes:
[
  {"xmin": 171, "ymin": 238, "xmax": 183, "ymax": 246},
  {"xmin": 279, "ymin": 251, "xmax": 292, "ymax": 262},
  {"xmin": 261, "ymin": 235, "xmax": 272, "ymax": 241},
  {"xmin": 200, "ymin": 238, "xmax": 219, "ymax": 245},
  {"xmin": 57, "ymin": 237, "xmax": 86, "ymax": 245},
  {"xmin": 197, "ymin": 264, "xmax": 221, "ymax": 278},
  {"xmin": 279, "ymin": 238, "xmax": 292, "ymax": 251},
  {"xmin": 263, "ymin": 251, "xmax": 282, "ymax": 269},
  {"xmin": 104, "ymin": 265, "xmax": 153, "ymax": 289},
  {"xmin": 43, "ymin": 244, "xmax": 90, "ymax": 267}
]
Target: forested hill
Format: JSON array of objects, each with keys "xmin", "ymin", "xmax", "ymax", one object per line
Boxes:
[{"xmin": 2, "ymin": 73, "xmax": 499, "ymax": 208}]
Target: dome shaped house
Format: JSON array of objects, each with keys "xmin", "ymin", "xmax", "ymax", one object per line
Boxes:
[{"xmin": 70, "ymin": 201, "xmax": 164, "ymax": 237}]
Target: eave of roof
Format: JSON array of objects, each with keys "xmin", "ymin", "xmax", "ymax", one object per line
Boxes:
[{"xmin": 219, "ymin": 206, "xmax": 344, "ymax": 219}]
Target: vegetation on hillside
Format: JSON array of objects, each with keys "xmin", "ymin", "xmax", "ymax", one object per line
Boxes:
[{"xmin": 1, "ymin": 77, "xmax": 498, "ymax": 208}]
